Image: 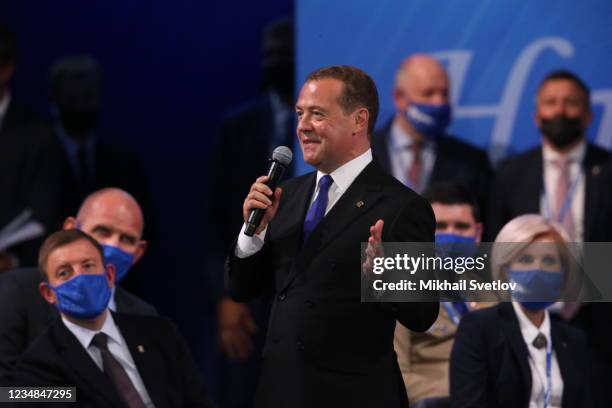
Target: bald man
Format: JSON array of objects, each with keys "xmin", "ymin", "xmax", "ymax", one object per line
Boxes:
[
  {"xmin": 0, "ymin": 188, "xmax": 155, "ymax": 383},
  {"xmin": 372, "ymin": 54, "xmax": 491, "ymax": 211}
]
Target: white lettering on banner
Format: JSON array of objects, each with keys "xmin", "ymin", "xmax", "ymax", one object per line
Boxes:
[{"xmin": 434, "ymin": 37, "xmax": 612, "ymax": 162}]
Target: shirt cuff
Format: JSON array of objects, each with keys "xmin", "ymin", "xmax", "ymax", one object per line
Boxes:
[{"xmin": 235, "ymin": 223, "xmax": 267, "ymax": 258}]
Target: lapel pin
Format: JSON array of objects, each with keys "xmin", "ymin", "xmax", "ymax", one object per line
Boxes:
[
  {"xmin": 356, "ymin": 200, "xmax": 365, "ymax": 208},
  {"xmin": 592, "ymin": 166, "xmax": 600, "ymax": 176},
  {"xmin": 137, "ymin": 345, "xmax": 145, "ymax": 353}
]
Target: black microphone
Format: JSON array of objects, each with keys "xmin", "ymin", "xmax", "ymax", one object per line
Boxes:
[{"xmin": 244, "ymin": 146, "xmax": 293, "ymax": 237}]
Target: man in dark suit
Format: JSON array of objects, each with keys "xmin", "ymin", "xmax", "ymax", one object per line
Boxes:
[
  {"xmin": 371, "ymin": 54, "xmax": 491, "ymax": 212},
  {"xmin": 0, "ymin": 188, "xmax": 156, "ymax": 383},
  {"xmin": 10, "ymin": 229, "xmax": 209, "ymax": 407},
  {"xmin": 228, "ymin": 65, "xmax": 438, "ymax": 407},
  {"xmin": 486, "ymin": 70, "xmax": 612, "ymax": 242},
  {"xmin": 205, "ymin": 18, "xmax": 294, "ymax": 408},
  {"xmin": 46, "ymin": 55, "xmax": 152, "ymax": 228},
  {"xmin": 0, "ymin": 24, "xmax": 38, "ymax": 136},
  {"xmin": 450, "ymin": 303, "xmax": 590, "ymax": 407},
  {"xmin": 486, "ymin": 69, "xmax": 612, "ymax": 407},
  {"xmin": 0, "ymin": 25, "xmax": 49, "ymax": 271}
]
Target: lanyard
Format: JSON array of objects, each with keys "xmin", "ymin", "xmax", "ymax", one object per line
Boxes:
[
  {"xmin": 544, "ymin": 345, "xmax": 552, "ymax": 408},
  {"xmin": 542, "ymin": 170, "xmax": 581, "ymax": 224},
  {"xmin": 442, "ymin": 302, "xmax": 469, "ymax": 326}
]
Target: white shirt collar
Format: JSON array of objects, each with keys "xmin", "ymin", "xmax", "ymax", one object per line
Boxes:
[
  {"xmin": 61, "ymin": 310, "xmax": 125, "ymax": 353},
  {"xmin": 542, "ymin": 139, "xmax": 586, "ymax": 164},
  {"xmin": 512, "ymin": 301, "xmax": 552, "ymax": 348},
  {"xmin": 0, "ymin": 91, "xmax": 11, "ymax": 120},
  {"xmin": 315, "ymin": 148, "xmax": 372, "ymax": 193}
]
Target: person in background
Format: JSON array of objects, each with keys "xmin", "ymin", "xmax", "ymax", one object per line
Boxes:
[
  {"xmin": 0, "ymin": 188, "xmax": 155, "ymax": 384},
  {"xmin": 0, "ymin": 24, "xmax": 54, "ymax": 271},
  {"xmin": 11, "ymin": 229, "xmax": 210, "ymax": 407},
  {"xmin": 394, "ymin": 182, "xmax": 493, "ymax": 408},
  {"xmin": 372, "ymin": 54, "xmax": 491, "ymax": 211},
  {"xmin": 205, "ymin": 18, "xmax": 294, "ymax": 408},
  {"xmin": 450, "ymin": 214, "xmax": 590, "ymax": 408},
  {"xmin": 486, "ymin": 69, "xmax": 612, "ymax": 406}
]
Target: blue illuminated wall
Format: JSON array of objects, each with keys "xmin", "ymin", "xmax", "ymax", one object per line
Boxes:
[{"xmin": 296, "ymin": 0, "xmax": 612, "ymax": 173}]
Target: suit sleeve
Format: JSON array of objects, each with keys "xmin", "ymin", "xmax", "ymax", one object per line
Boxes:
[
  {"xmin": 0, "ymin": 274, "xmax": 29, "ymax": 384},
  {"xmin": 485, "ymin": 161, "xmax": 511, "ymax": 241},
  {"xmin": 450, "ymin": 312, "xmax": 488, "ymax": 408},
  {"xmin": 382, "ymin": 195, "xmax": 439, "ymax": 332},
  {"xmin": 225, "ymin": 239, "xmax": 274, "ymax": 302}
]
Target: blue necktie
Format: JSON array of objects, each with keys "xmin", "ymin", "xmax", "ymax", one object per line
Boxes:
[{"xmin": 303, "ymin": 175, "xmax": 333, "ymax": 242}]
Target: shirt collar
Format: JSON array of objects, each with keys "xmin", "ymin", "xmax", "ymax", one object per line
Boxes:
[
  {"xmin": 542, "ymin": 139, "xmax": 586, "ymax": 164},
  {"xmin": 316, "ymin": 148, "xmax": 372, "ymax": 193},
  {"xmin": 512, "ymin": 301, "xmax": 551, "ymax": 348},
  {"xmin": 61, "ymin": 310, "xmax": 124, "ymax": 352},
  {"xmin": 390, "ymin": 119, "xmax": 435, "ymax": 151},
  {"xmin": 0, "ymin": 91, "xmax": 10, "ymax": 119}
]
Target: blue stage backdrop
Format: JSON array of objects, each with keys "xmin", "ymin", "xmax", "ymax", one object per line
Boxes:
[{"xmin": 295, "ymin": 0, "xmax": 612, "ymax": 173}]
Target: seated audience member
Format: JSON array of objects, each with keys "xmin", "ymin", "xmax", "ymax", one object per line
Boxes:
[
  {"xmin": 0, "ymin": 188, "xmax": 155, "ymax": 383},
  {"xmin": 394, "ymin": 182, "xmax": 493, "ymax": 408},
  {"xmin": 371, "ymin": 54, "xmax": 491, "ymax": 211},
  {"xmin": 450, "ymin": 214, "xmax": 590, "ymax": 408},
  {"xmin": 11, "ymin": 229, "xmax": 210, "ymax": 407}
]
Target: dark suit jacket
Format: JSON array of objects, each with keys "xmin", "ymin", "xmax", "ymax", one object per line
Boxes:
[
  {"xmin": 227, "ymin": 161, "xmax": 439, "ymax": 408},
  {"xmin": 486, "ymin": 143, "xmax": 612, "ymax": 241},
  {"xmin": 450, "ymin": 303, "xmax": 590, "ymax": 408},
  {"xmin": 0, "ymin": 122, "xmax": 61, "ymax": 266},
  {"xmin": 372, "ymin": 121, "xmax": 492, "ymax": 214},
  {"xmin": 11, "ymin": 313, "xmax": 209, "ymax": 407},
  {"xmin": 0, "ymin": 100, "xmax": 38, "ymax": 136},
  {"xmin": 0, "ymin": 268, "xmax": 156, "ymax": 384}
]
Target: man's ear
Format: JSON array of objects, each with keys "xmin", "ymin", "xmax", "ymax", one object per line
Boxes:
[
  {"xmin": 63, "ymin": 217, "xmax": 78, "ymax": 230},
  {"xmin": 105, "ymin": 263, "xmax": 116, "ymax": 289},
  {"xmin": 39, "ymin": 281, "xmax": 57, "ymax": 305},
  {"xmin": 133, "ymin": 240, "xmax": 148, "ymax": 264},
  {"xmin": 393, "ymin": 87, "xmax": 406, "ymax": 112},
  {"xmin": 354, "ymin": 108, "xmax": 369, "ymax": 134}
]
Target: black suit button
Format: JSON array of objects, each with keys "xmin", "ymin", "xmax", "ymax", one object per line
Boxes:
[
  {"xmin": 278, "ymin": 293, "xmax": 287, "ymax": 301},
  {"xmin": 297, "ymin": 341, "xmax": 305, "ymax": 351}
]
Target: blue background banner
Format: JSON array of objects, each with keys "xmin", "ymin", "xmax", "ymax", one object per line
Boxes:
[{"xmin": 296, "ymin": 0, "xmax": 612, "ymax": 173}]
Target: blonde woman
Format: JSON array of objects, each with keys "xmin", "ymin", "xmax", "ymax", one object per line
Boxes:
[{"xmin": 450, "ymin": 214, "xmax": 589, "ymax": 408}]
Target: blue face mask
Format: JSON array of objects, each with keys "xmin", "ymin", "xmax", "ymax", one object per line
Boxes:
[
  {"xmin": 435, "ymin": 233, "xmax": 478, "ymax": 258},
  {"xmin": 102, "ymin": 244, "xmax": 134, "ymax": 283},
  {"xmin": 508, "ymin": 268, "xmax": 563, "ymax": 311},
  {"xmin": 405, "ymin": 102, "xmax": 451, "ymax": 137},
  {"xmin": 50, "ymin": 273, "xmax": 111, "ymax": 319}
]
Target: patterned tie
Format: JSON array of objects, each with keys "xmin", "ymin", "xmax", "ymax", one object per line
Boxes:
[
  {"xmin": 407, "ymin": 142, "xmax": 423, "ymax": 192},
  {"xmin": 552, "ymin": 158, "xmax": 575, "ymax": 240},
  {"xmin": 90, "ymin": 333, "xmax": 146, "ymax": 408},
  {"xmin": 303, "ymin": 175, "xmax": 333, "ymax": 242}
]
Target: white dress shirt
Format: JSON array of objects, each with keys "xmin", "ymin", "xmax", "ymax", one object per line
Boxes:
[
  {"xmin": 0, "ymin": 91, "xmax": 10, "ymax": 131},
  {"xmin": 236, "ymin": 148, "xmax": 373, "ymax": 258},
  {"xmin": 512, "ymin": 302, "xmax": 563, "ymax": 408},
  {"xmin": 540, "ymin": 141, "xmax": 586, "ymax": 242},
  {"xmin": 387, "ymin": 120, "xmax": 435, "ymax": 192},
  {"xmin": 61, "ymin": 311, "xmax": 154, "ymax": 407}
]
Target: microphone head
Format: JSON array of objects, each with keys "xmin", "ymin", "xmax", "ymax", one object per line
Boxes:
[{"xmin": 272, "ymin": 146, "xmax": 293, "ymax": 166}]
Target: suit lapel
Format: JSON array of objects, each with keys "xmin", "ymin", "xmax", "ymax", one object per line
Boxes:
[
  {"xmin": 498, "ymin": 304, "xmax": 532, "ymax": 401},
  {"xmin": 524, "ymin": 150, "xmax": 544, "ymax": 214},
  {"xmin": 115, "ymin": 314, "xmax": 168, "ymax": 408},
  {"xmin": 280, "ymin": 163, "xmax": 384, "ymax": 292},
  {"xmin": 551, "ymin": 322, "xmax": 574, "ymax": 407},
  {"xmin": 583, "ymin": 145, "xmax": 603, "ymax": 241},
  {"xmin": 53, "ymin": 320, "xmax": 125, "ymax": 407}
]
